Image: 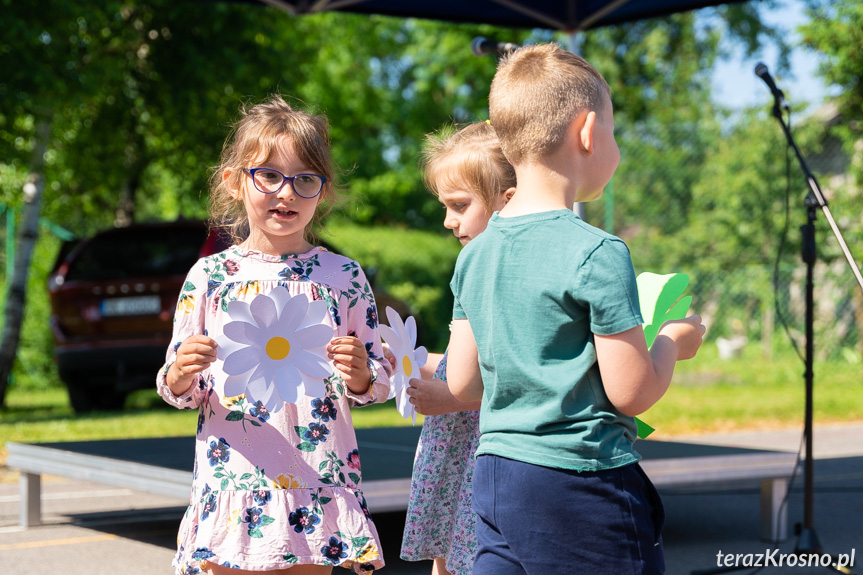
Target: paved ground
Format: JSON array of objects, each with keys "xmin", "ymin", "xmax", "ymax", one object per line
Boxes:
[{"xmin": 1, "ymin": 423, "xmax": 861, "ymax": 574}]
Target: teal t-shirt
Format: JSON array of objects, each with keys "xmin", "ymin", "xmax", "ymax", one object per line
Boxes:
[{"xmin": 451, "ymin": 209, "xmax": 643, "ymax": 471}]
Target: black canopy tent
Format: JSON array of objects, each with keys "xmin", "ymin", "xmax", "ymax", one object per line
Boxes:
[{"xmin": 251, "ymin": 0, "xmax": 752, "ymax": 32}]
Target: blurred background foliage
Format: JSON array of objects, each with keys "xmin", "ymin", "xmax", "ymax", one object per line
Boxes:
[{"xmin": 0, "ymin": 0, "xmax": 861, "ymax": 395}]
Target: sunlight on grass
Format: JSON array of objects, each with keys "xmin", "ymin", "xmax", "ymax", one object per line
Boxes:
[
  {"xmin": 2, "ymin": 345, "xmax": 860, "ymax": 468},
  {"xmin": 642, "ymin": 344, "xmax": 863, "ymax": 436}
]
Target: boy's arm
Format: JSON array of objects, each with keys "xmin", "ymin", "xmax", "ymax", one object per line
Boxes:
[
  {"xmin": 445, "ymin": 319, "xmax": 483, "ymax": 402},
  {"xmin": 595, "ymin": 315, "xmax": 704, "ymax": 417}
]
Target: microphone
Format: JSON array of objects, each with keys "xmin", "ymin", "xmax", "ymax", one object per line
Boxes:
[
  {"xmin": 471, "ymin": 36, "xmax": 520, "ymax": 57},
  {"xmin": 754, "ymin": 62, "xmax": 789, "ymax": 110}
]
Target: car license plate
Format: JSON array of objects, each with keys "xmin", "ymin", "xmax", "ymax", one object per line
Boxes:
[{"xmin": 101, "ymin": 295, "xmax": 161, "ymax": 317}]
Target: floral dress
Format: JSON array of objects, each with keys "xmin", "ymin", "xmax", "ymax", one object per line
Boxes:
[
  {"xmin": 157, "ymin": 246, "xmax": 390, "ymax": 574},
  {"xmin": 400, "ymin": 352, "xmax": 481, "ymax": 575}
]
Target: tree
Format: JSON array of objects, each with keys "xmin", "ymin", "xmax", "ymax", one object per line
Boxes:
[
  {"xmin": 0, "ymin": 0, "xmax": 793, "ymax": 403},
  {"xmin": 800, "ymin": 0, "xmax": 863, "ymax": 358}
]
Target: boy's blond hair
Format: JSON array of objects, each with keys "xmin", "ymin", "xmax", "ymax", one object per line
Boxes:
[
  {"xmin": 421, "ymin": 122, "xmax": 516, "ymax": 214},
  {"xmin": 489, "ymin": 43, "xmax": 611, "ymax": 166},
  {"xmin": 209, "ymin": 94, "xmax": 337, "ymax": 245}
]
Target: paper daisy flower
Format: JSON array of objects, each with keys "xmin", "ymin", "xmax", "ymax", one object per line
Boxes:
[
  {"xmin": 378, "ymin": 306, "xmax": 427, "ymax": 424},
  {"xmin": 216, "ymin": 286, "xmax": 334, "ymax": 413}
]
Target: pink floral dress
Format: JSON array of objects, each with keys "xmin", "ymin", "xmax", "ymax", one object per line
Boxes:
[
  {"xmin": 157, "ymin": 246, "xmax": 390, "ymax": 574},
  {"xmin": 400, "ymin": 352, "xmax": 481, "ymax": 575}
]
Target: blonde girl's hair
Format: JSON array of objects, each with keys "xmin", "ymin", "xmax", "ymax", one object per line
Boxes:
[
  {"xmin": 489, "ymin": 42, "xmax": 611, "ymax": 165},
  {"xmin": 209, "ymin": 94, "xmax": 337, "ymax": 245},
  {"xmin": 421, "ymin": 121, "xmax": 516, "ymax": 214}
]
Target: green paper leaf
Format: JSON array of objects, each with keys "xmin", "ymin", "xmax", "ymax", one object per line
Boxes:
[
  {"xmin": 634, "ymin": 272, "xmax": 691, "ymax": 439},
  {"xmin": 636, "ymin": 272, "xmax": 691, "ymax": 348},
  {"xmin": 635, "ymin": 417, "xmax": 655, "ymax": 439}
]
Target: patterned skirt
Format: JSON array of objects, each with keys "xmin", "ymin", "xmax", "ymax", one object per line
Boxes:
[{"xmin": 400, "ymin": 409, "xmax": 481, "ymax": 575}]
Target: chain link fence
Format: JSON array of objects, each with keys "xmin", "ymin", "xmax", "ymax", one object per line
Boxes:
[{"xmin": 595, "ymin": 109, "xmax": 863, "ymax": 365}]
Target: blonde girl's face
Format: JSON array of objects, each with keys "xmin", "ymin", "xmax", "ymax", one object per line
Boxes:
[
  {"xmin": 227, "ymin": 139, "xmax": 322, "ymax": 255},
  {"xmin": 439, "ymin": 186, "xmax": 507, "ymax": 246}
]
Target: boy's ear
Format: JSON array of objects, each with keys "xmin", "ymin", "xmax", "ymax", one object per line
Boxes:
[
  {"xmin": 503, "ymin": 187, "xmax": 516, "ymax": 203},
  {"xmin": 577, "ymin": 110, "xmax": 597, "ymax": 155}
]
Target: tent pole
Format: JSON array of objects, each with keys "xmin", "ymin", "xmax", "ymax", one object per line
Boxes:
[{"xmin": 568, "ymin": 31, "xmax": 587, "ymax": 221}]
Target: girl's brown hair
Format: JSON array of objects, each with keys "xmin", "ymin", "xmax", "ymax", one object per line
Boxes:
[
  {"xmin": 209, "ymin": 94, "xmax": 337, "ymax": 245},
  {"xmin": 421, "ymin": 122, "xmax": 516, "ymax": 213}
]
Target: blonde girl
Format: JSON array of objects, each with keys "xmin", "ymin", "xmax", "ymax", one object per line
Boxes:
[{"xmin": 399, "ymin": 121, "xmax": 515, "ymax": 575}]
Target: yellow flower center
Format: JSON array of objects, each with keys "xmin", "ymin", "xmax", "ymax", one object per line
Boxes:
[
  {"xmin": 402, "ymin": 355, "xmax": 412, "ymax": 377},
  {"xmin": 266, "ymin": 336, "xmax": 291, "ymax": 360}
]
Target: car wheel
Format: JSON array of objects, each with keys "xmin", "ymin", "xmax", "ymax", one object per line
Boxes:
[
  {"xmin": 65, "ymin": 379, "xmax": 96, "ymax": 413},
  {"xmin": 66, "ymin": 379, "xmax": 128, "ymax": 413}
]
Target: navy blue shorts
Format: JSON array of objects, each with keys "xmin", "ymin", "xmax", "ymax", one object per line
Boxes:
[{"xmin": 472, "ymin": 454, "xmax": 665, "ymax": 575}]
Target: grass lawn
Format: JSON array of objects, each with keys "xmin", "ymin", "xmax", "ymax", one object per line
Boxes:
[{"xmin": 1, "ymin": 345, "xmax": 861, "ymax": 475}]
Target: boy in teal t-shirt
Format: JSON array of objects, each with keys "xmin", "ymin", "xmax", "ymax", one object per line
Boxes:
[{"xmin": 447, "ymin": 44, "xmax": 706, "ymax": 575}]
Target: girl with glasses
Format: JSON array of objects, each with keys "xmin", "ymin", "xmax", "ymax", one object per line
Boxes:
[{"xmin": 157, "ymin": 94, "xmax": 390, "ymax": 575}]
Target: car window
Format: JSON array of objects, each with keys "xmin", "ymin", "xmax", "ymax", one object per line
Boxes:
[{"xmin": 64, "ymin": 227, "xmax": 206, "ymax": 281}]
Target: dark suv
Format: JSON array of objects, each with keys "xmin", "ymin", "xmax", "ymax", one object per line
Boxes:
[
  {"xmin": 48, "ymin": 219, "xmax": 225, "ymax": 412},
  {"xmin": 48, "ymin": 219, "xmax": 411, "ymax": 413}
]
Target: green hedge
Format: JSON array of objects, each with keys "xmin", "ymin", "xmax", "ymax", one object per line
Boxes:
[{"xmin": 322, "ymin": 220, "xmax": 461, "ymax": 351}]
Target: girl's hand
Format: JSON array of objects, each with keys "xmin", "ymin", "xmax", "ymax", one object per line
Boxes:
[
  {"xmin": 406, "ymin": 377, "xmax": 481, "ymax": 415},
  {"xmin": 381, "ymin": 342, "xmax": 397, "ymax": 372},
  {"xmin": 658, "ymin": 314, "xmax": 706, "ymax": 361},
  {"xmin": 168, "ymin": 334, "xmax": 218, "ymax": 396},
  {"xmin": 328, "ymin": 336, "xmax": 372, "ymax": 394}
]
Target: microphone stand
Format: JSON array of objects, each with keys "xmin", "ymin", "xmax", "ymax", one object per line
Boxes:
[
  {"xmin": 692, "ymin": 88, "xmax": 862, "ymax": 575},
  {"xmin": 769, "ymin": 90, "xmax": 861, "ymax": 574}
]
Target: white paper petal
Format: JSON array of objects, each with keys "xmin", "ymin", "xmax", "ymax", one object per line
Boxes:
[
  {"xmin": 384, "ymin": 306, "xmax": 401, "ymax": 331},
  {"xmin": 246, "ymin": 374, "xmax": 269, "ymax": 399},
  {"xmin": 301, "ymin": 299, "xmax": 329, "ymax": 329},
  {"xmin": 268, "ymin": 286, "xmax": 294, "ymax": 316},
  {"xmin": 389, "ymin": 373, "xmax": 408, "ymax": 400},
  {"xmin": 294, "ymin": 350, "xmax": 333, "ymax": 378},
  {"xmin": 378, "ymin": 324, "xmax": 399, "ymax": 353},
  {"xmin": 292, "ymin": 323, "xmax": 336, "ymax": 349},
  {"xmin": 405, "ymin": 315, "xmax": 417, "ymax": 347},
  {"xmin": 389, "ymin": 306, "xmax": 411, "ymax": 347},
  {"xmin": 386, "ymin": 372, "xmax": 399, "ymax": 400},
  {"xmin": 274, "ymin": 363, "xmax": 301, "ymax": 405},
  {"xmin": 226, "ymin": 300, "xmax": 255, "ymax": 325},
  {"xmin": 394, "ymin": 384, "xmax": 416, "ymax": 422},
  {"xmin": 260, "ymin": 385, "xmax": 282, "ymax": 414},
  {"xmin": 299, "ymin": 371, "xmax": 327, "ymax": 398},
  {"xmin": 275, "ymin": 291, "xmax": 309, "ymax": 334},
  {"xmin": 222, "ymin": 346, "xmax": 262, "ymax": 376},
  {"xmin": 249, "ymin": 290, "xmax": 278, "ymax": 329},
  {"xmin": 214, "ymin": 334, "xmax": 245, "ymax": 361},
  {"xmin": 223, "ymin": 374, "xmax": 248, "ymax": 397},
  {"xmin": 222, "ymin": 320, "xmax": 261, "ymax": 346},
  {"xmin": 414, "ymin": 346, "xmax": 428, "ymax": 368}
]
